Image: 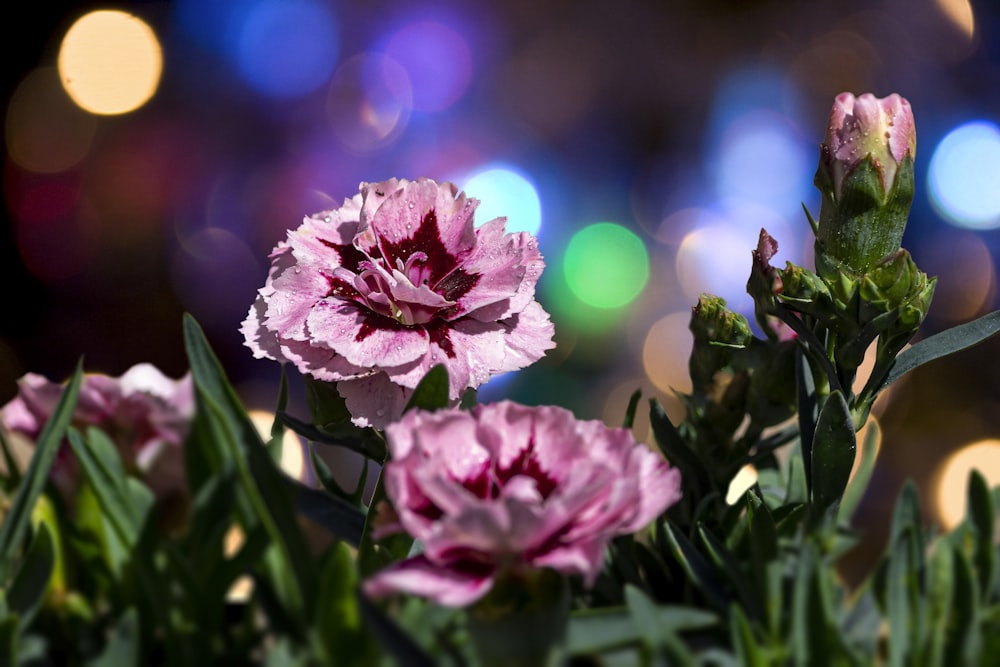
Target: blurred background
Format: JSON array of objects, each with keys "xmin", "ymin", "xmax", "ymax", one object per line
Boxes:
[{"xmin": 2, "ymin": 0, "xmax": 999, "ymax": 560}]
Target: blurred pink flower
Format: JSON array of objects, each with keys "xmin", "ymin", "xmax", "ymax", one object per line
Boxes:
[
  {"xmin": 822, "ymin": 92, "xmax": 916, "ymax": 200},
  {"xmin": 1, "ymin": 363, "xmax": 194, "ymax": 501},
  {"xmin": 363, "ymin": 401, "xmax": 682, "ymax": 606},
  {"xmin": 242, "ymin": 177, "xmax": 555, "ymax": 428}
]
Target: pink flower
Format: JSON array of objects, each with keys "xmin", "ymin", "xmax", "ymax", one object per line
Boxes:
[
  {"xmin": 822, "ymin": 92, "xmax": 916, "ymax": 201},
  {"xmin": 363, "ymin": 401, "xmax": 682, "ymax": 606},
  {"xmin": 1, "ymin": 364, "xmax": 194, "ymax": 500},
  {"xmin": 242, "ymin": 177, "xmax": 555, "ymax": 428}
]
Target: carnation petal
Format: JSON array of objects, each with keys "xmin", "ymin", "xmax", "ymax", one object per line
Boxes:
[
  {"xmin": 306, "ymin": 301, "xmax": 429, "ymax": 368},
  {"xmin": 336, "ymin": 373, "xmax": 416, "ymax": 429},
  {"xmin": 362, "ymin": 555, "xmax": 495, "ymax": 607}
]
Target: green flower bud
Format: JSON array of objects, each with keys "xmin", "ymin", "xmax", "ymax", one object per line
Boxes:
[{"xmin": 814, "ymin": 92, "xmax": 916, "ymax": 275}]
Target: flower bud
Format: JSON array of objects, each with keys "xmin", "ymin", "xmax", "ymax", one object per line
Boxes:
[{"xmin": 814, "ymin": 92, "xmax": 916, "ymax": 275}]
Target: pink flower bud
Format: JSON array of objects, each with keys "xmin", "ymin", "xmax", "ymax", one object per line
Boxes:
[
  {"xmin": 814, "ymin": 92, "xmax": 917, "ymax": 274},
  {"xmin": 823, "ymin": 92, "xmax": 915, "ymax": 200}
]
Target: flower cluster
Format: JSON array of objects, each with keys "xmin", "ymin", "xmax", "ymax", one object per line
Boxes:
[
  {"xmin": 363, "ymin": 401, "xmax": 681, "ymax": 606},
  {"xmin": 242, "ymin": 177, "xmax": 555, "ymax": 428},
  {"xmin": 1, "ymin": 363, "xmax": 193, "ymax": 500}
]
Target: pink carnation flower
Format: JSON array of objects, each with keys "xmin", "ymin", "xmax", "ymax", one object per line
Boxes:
[
  {"xmin": 363, "ymin": 401, "xmax": 682, "ymax": 607},
  {"xmin": 242, "ymin": 177, "xmax": 555, "ymax": 428},
  {"xmin": 1, "ymin": 364, "xmax": 194, "ymax": 501}
]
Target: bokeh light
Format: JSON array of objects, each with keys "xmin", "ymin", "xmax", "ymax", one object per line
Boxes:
[
  {"xmin": 326, "ymin": 53, "xmax": 412, "ymax": 153},
  {"xmin": 461, "ymin": 165, "xmax": 542, "ymax": 235},
  {"xmin": 934, "ymin": 439, "xmax": 1000, "ymax": 529},
  {"xmin": 726, "ymin": 464, "xmax": 759, "ymax": 505},
  {"xmin": 928, "ymin": 121, "xmax": 1000, "ymax": 230},
  {"xmin": 383, "ymin": 20, "xmax": 472, "ymax": 112},
  {"xmin": 714, "ymin": 109, "xmax": 811, "ymax": 213},
  {"xmin": 935, "ymin": 0, "xmax": 975, "ymax": 41},
  {"xmin": 6, "ymin": 67, "xmax": 97, "ymax": 173},
  {"xmin": 234, "ymin": 0, "xmax": 339, "ymax": 98},
  {"xmin": 58, "ymin": 10, "xmax": 162, "ymax": 115},
  {"xmin": 248, "ymin": 410, "xmax": 315, "ymax": 486},
  {"xmin": 563, "ymin": 223, "xmax": 649, "ymax": 309},
  {"xmin": 675, "ymin": 222, "xmax": 756, "ymax": 311},
  {"xmin": 642, "ymin": 312, "xmax": 693, "ymax": 396}
]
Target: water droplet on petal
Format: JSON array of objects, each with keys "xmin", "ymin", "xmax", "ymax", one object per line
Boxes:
[{"xmin": 408, "ymin": 201, "xmax": 415, "ymax": 209}]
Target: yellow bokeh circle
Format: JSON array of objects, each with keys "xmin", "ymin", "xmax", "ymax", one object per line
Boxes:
[{"xmin": 58, "ymin": 10, "xmax": 163, "ymax": 115}]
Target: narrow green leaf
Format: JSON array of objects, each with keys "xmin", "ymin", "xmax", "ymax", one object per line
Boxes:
[
  {"xmin": 315, "ymin": 543, "xmax": 371, "ymax": 665},
  {"xmin": 0, "ymin": 359, "xmax": 82, "ymax": 581},
  {"xmin": 303, "ymin": 375, "xmax": 352, "ymax": 426},
  {"xmin": 567, "ymin": 605, "xmax": 716, "ymax": 655},
  {"xmin": 0, "ymin": 613, "xmax": 17, "ymax": 667},
  {"xmin": 840, "ymin": 419, "xmax": 880, "ymax": 523},
  {"xmin": 784, "ymin": 448, "xmax": 809, "ymax": 505},
  {"xmin": 730, "ymin": 603, "xmax": 768, "ymax": 667},
  {"xmin": 966, "ymin": 469, "xmax": 996, "ymax": 598},
  {"xmin": 87, "ymin": 608, "xmax": 139, "ymax": 667},
  {"xmin": 796, "ymin": 349, "xmax": 818, "ymax": 495},
  {"xmin": 662, "ymin": 521, "xmax": 729, "ymax": 611},
  {"xmin": 6, "ymin": 523, "xmax": 54, "ymax": 629},
  {"xmin": 277, "ymin": 411, "xmax": 387, "ymax": 462},
  {"xmin": 358, "ymin": 474, "xmax": 413, "ymax": 577},
  {"xmin": 67, "ymin": 429, "xmax": 144, "ymax": 549},
  {"xmin": 0, "ymin": 428, "xmax": 22, "ymax": 488},
  {"xmin": 697, "ymin": 526, "xmax": 763, "ymax": 621},
  {"xmin": 356, "ymin": 592, "xmax": 436, "ymax": 667},
  {"xmin": 925, "ymin": 540, "xmax": 954, "ymax": 667},
  {"xmin": 945, "ymin": 545, "xmax": 980, "ymax": 665},
  {"xmin": 267, "ymin": 368, "xmax": 290, "ymax": 462},
  {"xmin": 880, "ymin": 310, "xmax": 1000, "ymax": 391},
  {"xmin": 622, "ymin": 389, "xmax": 641, "ymax": 429},
  {"xmin": 624, "ymin": 585, "xmax": 693, "ymax": 662},
  {"xmin": 404, "ymin": 364, "xmax": 450, "ymax": 413},
  {"xmin": 810, "ymin": 391, "xmax": 856, "ymax": 515},
  {"xmin": 294, "ymin": 481, "xmax": 366, "ymax": 546},
  {"xmin": 885, "ymin": 529, "xmax": 917, "ymax": 667},
  {"xmin": 184, "ymin": 315, "xmax": 313, "ymax": 614},
  {"xmin": 649, "ymin": 399, "xmax": 705, "ymax": 498}
]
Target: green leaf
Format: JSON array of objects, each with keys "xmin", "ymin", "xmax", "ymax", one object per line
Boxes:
[
  {"xmin": 0, "ymin": 613, "xmax": 17, "ymax": 667},
  {"xmin": 67, "ymin": 429, "xmax": 148, "ymax": 549},
  {"xmin": 945, "ymin": 545, "xmax": 980, "ymax": 665},
  {"xmin": 314, "ymin": 543, "xmax": 372, "ymax": 665},
  {"xmin": 6, "ymin": 523, "xmax": 55, "ymax": 630},
  {"xmin": 183, "ymin": 315, "xmax": 313, "ymax": 615},
  {"xmin": 662, "ymin": 521, "xmax": 729, "ymax": 611},
  {"xmin": 730, "ymin": 603, "xmax": 768, "ymax": 667},
  {"xmin": 0, "ymin": 428, "xmax": 22, "ymax": 489},
  {"xmin": 0, "ymin": 360, "xmax": 83, "ymax": 581},
  {"xmin": 697, "ymin": 526, "xmax": 764, "ymax": 622},
  {"xmin": 925, "ymin": 540, "xmax": 954, "ymax": 667},
  {"xmin": 277, "ymin": 411, "xmax": 387, "ymax": 462},
  {"xmin": 622, "ymin": 389, "xmax": 641, "ymax": 429},
  {"xmin": 885, "ymin": 529, "xmax": 918, "ymax": 667},
  {"xmin": 810, "ymin": 391, "xmax": 856, "ymax": 516},
  {"xmin": 358, "ymin": 474, "xmax": 413, "ymax": 577},
  {"xmin": 87, "ymin": 608, "xmax": 139, "ymax": 667},
  {"xmin": 294, "ymin": 482, "xmax": 366, "ymax": 546},
  {"xmin": 840, "ymin": 419, "xmax": 880, "ymax": 523},
  {"xmin": 966, "ymin": 470, "xmax": 996, "ymax": 599},
  {"xmin": 567, "ymin": 605, "xmax": 716, "ymax": 655},
  {"xmin": 303, "ymin": 375, "xmax": 352, "ymax": 427},
  {"xmin": 880, "ymin": 310, "xmax": 1000, "ymax": 391},
  {"xmin": 356, "ymin": 592, "xmax": 436, "ymax": 667},
  {"xmin": 404, "ymin": 364, "xmax": 450, "ymax": 413},
  {"xmin": 795, "ymin": 349, "xmax": 818, "ymax": 495},
  {"xmin": 625, "ymin": 585, "xmax": 693, "ymax": 662},
  {"xmin": 649, "ymin": 399, "xmax": 705, "ymax": 498}
]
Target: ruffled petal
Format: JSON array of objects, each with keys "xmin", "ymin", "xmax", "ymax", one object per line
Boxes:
[
  {"xmin": 306, "ymin": 301, "xmax": 429, "ymax": 368},
  {"xmin": 362, "ymin": 555, "xmax": 495, "ymax": 607}
]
